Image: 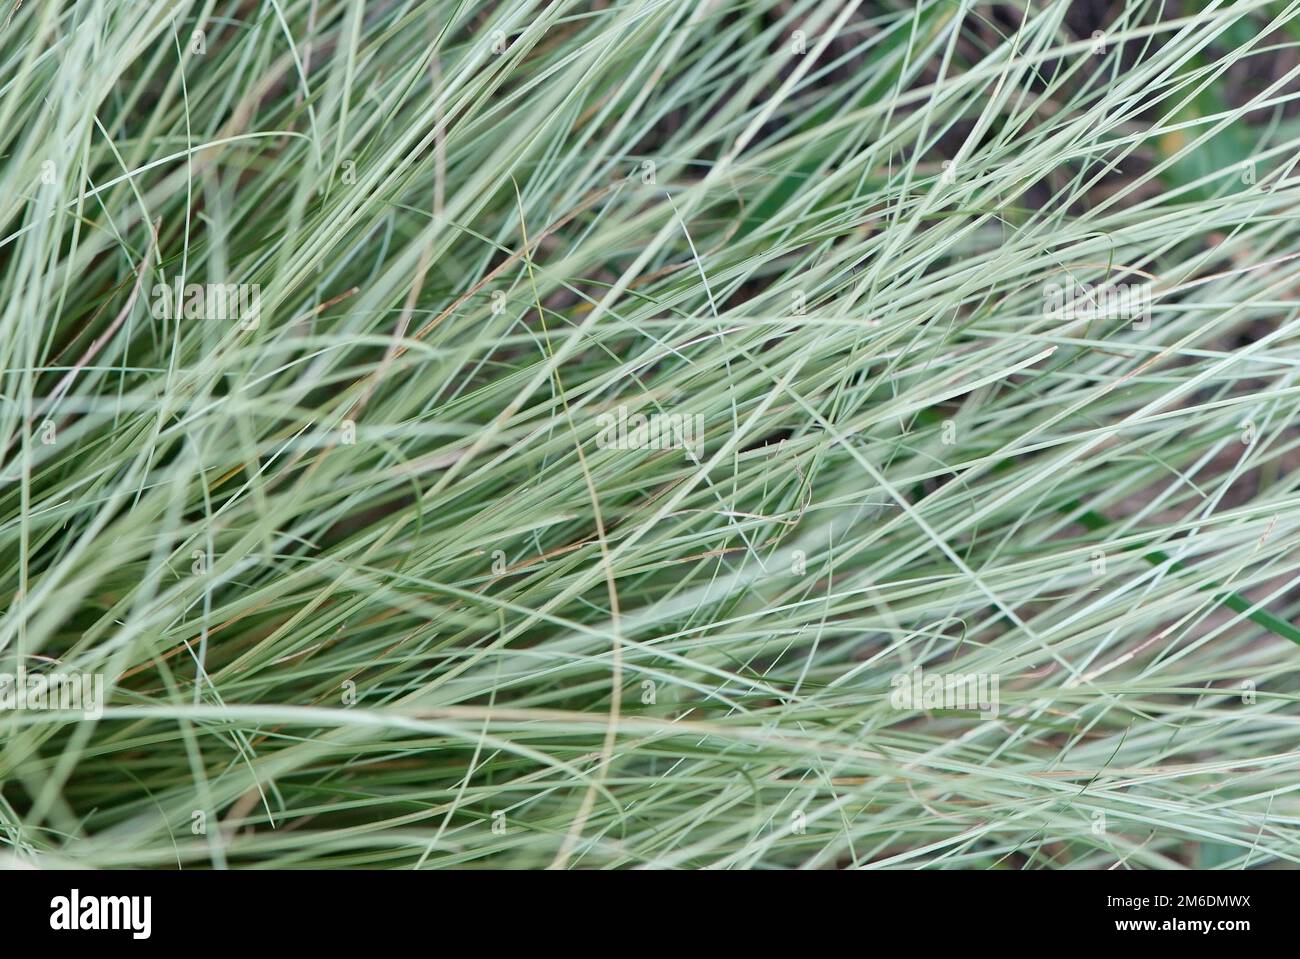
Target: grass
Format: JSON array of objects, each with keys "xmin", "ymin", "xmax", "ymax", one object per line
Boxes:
[{"xmin": 1, "ymin": 0, "xmax": 1299, "ymax": 869}]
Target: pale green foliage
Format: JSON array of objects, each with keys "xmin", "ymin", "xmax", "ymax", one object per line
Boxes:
[{"xmin": 1, "ymin": 0, "xmax": 1299, "ymax": 868}]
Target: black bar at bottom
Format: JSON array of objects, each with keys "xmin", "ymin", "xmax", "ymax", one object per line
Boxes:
[{"xmin": 0, "ymin": 868, "xmax": 1280, "ymax": 945}]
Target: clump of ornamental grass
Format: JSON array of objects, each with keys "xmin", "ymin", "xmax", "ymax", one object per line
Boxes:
[{"xmin": 1, "ymin": 0, "xmax": 1299, "ymax": 869}]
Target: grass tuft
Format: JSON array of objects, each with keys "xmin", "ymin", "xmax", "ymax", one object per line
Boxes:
[{"xmin": 1, "ymin": 0, "xmax": 1300, "ymax": 869}]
